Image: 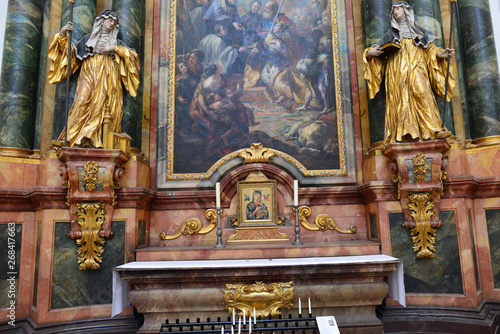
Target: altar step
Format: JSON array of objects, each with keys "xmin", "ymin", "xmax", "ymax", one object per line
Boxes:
[{"xmin": 135, "ymin": 240, "xmax": 381, "ymax": 261}]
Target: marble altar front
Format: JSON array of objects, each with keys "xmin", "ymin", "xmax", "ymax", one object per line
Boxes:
[{"xmin": 113, "ymin": 255, "xmax": 404, "ymax": 334}]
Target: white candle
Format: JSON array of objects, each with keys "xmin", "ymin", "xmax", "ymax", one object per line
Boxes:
[
  {"xmin": 308, "ymin": 297, "xmax": 311, "ymax": 315},
  {"xmin": 249, "ymin": 317, "xmax": 252, "ymax": 333},
  {"xmin": 294, "ymin": 180, "xmax": 298, "ymax": 206},
  {"xmin": 233, "ymin": 308, "xmax": 235, "ymax": 325},
  {"xmin": 254, "ymin": 307, "xmax": 256, "ymax": 324},
  {"xmin": 222, "ymin": 326, "xmax": 224, "ymax": 334},
  {"xmin": 216, "ymin": 182, "xmax": 221, "ymax": 208},
  {"xmin": 232, "ymin": 326, "xmax": 234, "ymax": 334},
  {"xmin": 238, "ymin": 317, "xmax": 241, "ymax": 334},
  {"xmin": 243, "ymin": 309, "xmax": 246, "ymax": 325},
  {"xmin": 298, "ymin": 297, "xmax": 302, "ymax": 315}
]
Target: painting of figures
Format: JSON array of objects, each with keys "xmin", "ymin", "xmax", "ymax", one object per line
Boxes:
[{"xmin": 164, "ymin": 0, "xmax": 344, "ymax": 177}]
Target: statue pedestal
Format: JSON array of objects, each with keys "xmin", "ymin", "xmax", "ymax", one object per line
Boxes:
[
  {"xmin": 383, "ymin": 139, "xmax": 450, "ymax": 258},
  {"xmin": 57, "ymin": 147, "xmax": 130, "ymax": 269}
]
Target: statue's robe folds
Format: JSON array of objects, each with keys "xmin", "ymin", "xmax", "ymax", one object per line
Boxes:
[
  {"xmin": 363, "ymin": 38, "xmax": 455, "ymax": 144},
  {"xmin": 48, "ymin": 33, "xmax": 140, "ymax": 147}
]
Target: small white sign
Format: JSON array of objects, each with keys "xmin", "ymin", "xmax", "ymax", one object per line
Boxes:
[{"xmin": 316, "ymin": 316, "xmax": 340, "ymax": 334}]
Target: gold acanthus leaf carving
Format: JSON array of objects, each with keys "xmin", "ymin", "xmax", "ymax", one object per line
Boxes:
[
  {"xmin": 75, "ymin": 202, "xmax": 106, "ymax": 270},
  {"xmin": 223, "ymin": 281, "xmax": 294, "ymax": 318},
  {"xmin": 238, "ymin": 143, "xmax": 278, "ymax": 164},
  {"xmin": 159, "ymin": 209, "xmax": 219, "ymax": 240},
  {"xmin": 407, "ymin": 192, "xmax": 437, "ymax": 258},
  {"xmin": 297, "ymin": 206, "xmax": 357, "ymax": 233}
]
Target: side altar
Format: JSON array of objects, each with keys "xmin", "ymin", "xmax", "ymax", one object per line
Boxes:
[{"xmin": 113, "ymin": 256, "xmax": 403, "ymax": 334}]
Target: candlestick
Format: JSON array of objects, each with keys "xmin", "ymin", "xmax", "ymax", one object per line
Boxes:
[
  {"xmin": 298, "ymin": 298, "xmax": 302, "ymax": 315},
  {"xmin": 292, "ymin": 205, "xmax": 302, "ymax": 245},
  {"xmin": 254, "ymin": 307, "xmax": 256, "ymax": 324},
  {"xmin": 243, "ymin": 309, "xmax": 246, "ymax": 325},
  {"xmin": 216, "ymin": 182, "xmax": 221, "ymax": 208},
  {"xmin": 238, "ymin": 317, "xmax": 241, "ymax": 334},
  {"xmin": 249, "ymin": 316, "xmax": 252, "ymax": 333},
  {"xmin": 294, "ymin": 180, "xmax": 298, "ymax": 206},
  {"xmin": 233, "ymin": 308, "xmax": 235, "ymax": 325},
  {"xmin": 308, "ymin": 297, "xmax": 312, "ymax": 315},
  {"xmin": 214, "ymin": 207, "xmax": 225, "ymax": 248}
]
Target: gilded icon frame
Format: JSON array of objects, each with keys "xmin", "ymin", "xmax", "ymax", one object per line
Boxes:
[{"xmin": 237, "ymin": 180, "xmax": 277, "ymax": 227}]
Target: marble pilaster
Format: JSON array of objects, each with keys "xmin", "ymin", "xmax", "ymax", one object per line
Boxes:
[
  {"xmin": 458, "ymin": 0, "xmax": 500, "ymax": 139},
  {"xmin": 52, "ymin": 0, "xmax": 96, "ymax": 140},
  {"xmin": 51, "ymin": 221, "xmax": 125, "ymax": 308},
  {"xmin": 389, "ymin": 211, "xmax": 463, "ymax": 294},
  {"xmin": 485, "ymin": 209, "xmax": 500, "ymax": 288},
  {"xmin": 0, "ymin": 0, "xmax": 43, "ymax": 149},
  {"xmin": 113, "ymin": 0, "xmax": 145, "ymax": 149},
  {"xmin": 362, "ymin": 0, "xmax": 391, "ymax": 144}
]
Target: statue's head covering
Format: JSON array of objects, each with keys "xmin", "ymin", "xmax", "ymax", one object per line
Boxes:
[
  {"xmin": 85, "ymin": 10, "xmax": 120, "ymax": 52},
  {"xmin": 390, "ymin": 1, "xmax": 425, "ymax": 41}
]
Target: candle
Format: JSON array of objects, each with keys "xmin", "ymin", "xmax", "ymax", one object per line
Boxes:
[
  {"xmin": 233, "ymin": 308, "xmax": 235, "ymax": 325},
  {"xmin": 249, "ymin": 317, "xmax": 252, "ymax": 333},
  {"xmin": 232, "ymin": 326, "xmax": 234, "ymax": 334},
  {"xmin": 308, "ymin": 297, "xmax": 311, "ymax": 315},
  {"xmin": 294, "ymin": 180, "xmax": 298, "ymax": 206},
  {"xmin": 298, "ymin": 297, "xmax": 302, "ymax": 315},
  {"xmin": 216, "ymin": 182, "xmax": 221, "ymax": 208},
  {"xmin": 222, "ymin": 325, "xmax": 224, "ymax": 334},
  {"xmin": 243, "ymin": 309, "xmax": 246, "ymax": 325},
  {"xmin": 238, "ymin": 316, "xmax": 241, "ymax": 334},
  {"xmin": 254, "ymin": 307, "xmax": 256, "ymax": 324}
]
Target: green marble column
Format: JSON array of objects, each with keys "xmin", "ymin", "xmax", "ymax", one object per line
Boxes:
[
  {"xmin": 0, "ymin": 0, "xmax": 43, "ymax": 149},
  {"xmin": 113, "ymin": 0, "xmax": 145, "ymax": 149},
  {"xmin": 362, "ymin": 0, "xmax": 392, "ymax": 144},
  {"xmin": 34, "ymin": 0, "xmax": 52, "ymax": 150},
  {"xmin": 52, "ymin": 0, "xmax": 96, "ymax": 140},
  {"xmin": 458, "ymin": 0, "xmax": 500, "ymax": 138}
]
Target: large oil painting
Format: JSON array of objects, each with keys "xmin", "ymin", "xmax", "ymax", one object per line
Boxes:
[{"xmin": 159, "ymin": 0, "xmax": 347, "ymax": 181}]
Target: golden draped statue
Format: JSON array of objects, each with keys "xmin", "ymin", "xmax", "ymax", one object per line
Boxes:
[
  {"xmin": 363, "ymin": 1, "xmax": 455, "ymax": 145},
  {"xmin": 48, "ymin": 10, "xmax": 140, "ymax": 148}
]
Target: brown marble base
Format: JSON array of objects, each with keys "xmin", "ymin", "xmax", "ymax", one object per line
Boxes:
[{"xmin": 117, "ymin": 258, "xmax": 399, "ymax": 334}]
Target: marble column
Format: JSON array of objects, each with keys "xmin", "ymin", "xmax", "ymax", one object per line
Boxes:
[
  {"xmin": 34, "ymin": 0, "xmax": 52, "ymax": 150},
  {"xmin": 52, "ymin": 0, "xmax": 96, "ymax": 140},
  {"xmin": 113, "ymin": 0, "xmax": 144, "ymax": 149},
  {"xmin": 0, "ymin": 0, "xmax": 43, "ymax": 149},
  {"xmin": 458, "ymin": 0, "xmax": 500, "ymax": 139},
  {"xmin": 362, "ymin": 0, "xmax": 392, "ymax": 144}
]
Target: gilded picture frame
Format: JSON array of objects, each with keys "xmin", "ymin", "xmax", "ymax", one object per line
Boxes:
[
  {"xmin": 237, "ymin": 180, "xmax": 277, "ymax": 227},
  {"xmin": 157, "ymin": 0, "xmax": 352, "ymax": 185}
]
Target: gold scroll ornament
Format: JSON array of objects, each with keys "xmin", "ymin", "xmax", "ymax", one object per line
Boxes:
[
  {"xmin": 297, "ymin": 206, "xmax": 357, "ymax": 233},
  {"xmin": 159, "ymin": 209, "xmax": 219, "ymax": 240},
  {"xmin": 75, "ymin": 202, "xmax": 106, "ymax": 270},
  {"xmin": 407, "ymin": 192, "xmax": 437, "ymax": 258},
  {"xmin": 223, "ymin": 281, "xmax": 294, "ymax": 318}
]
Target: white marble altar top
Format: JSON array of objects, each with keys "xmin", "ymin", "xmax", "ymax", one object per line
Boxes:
[{"xmin": 115, "ymin": 254, "xmax": 400, "ymax": 270}]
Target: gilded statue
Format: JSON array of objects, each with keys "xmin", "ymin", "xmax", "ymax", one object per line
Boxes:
[
  {"xmin": 48, "ymin": 10, "xmax": 140, "ymax": 148},
  {"xmin": 363, "ymin": 1, "xmax": 455, "ymax": 145}
]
